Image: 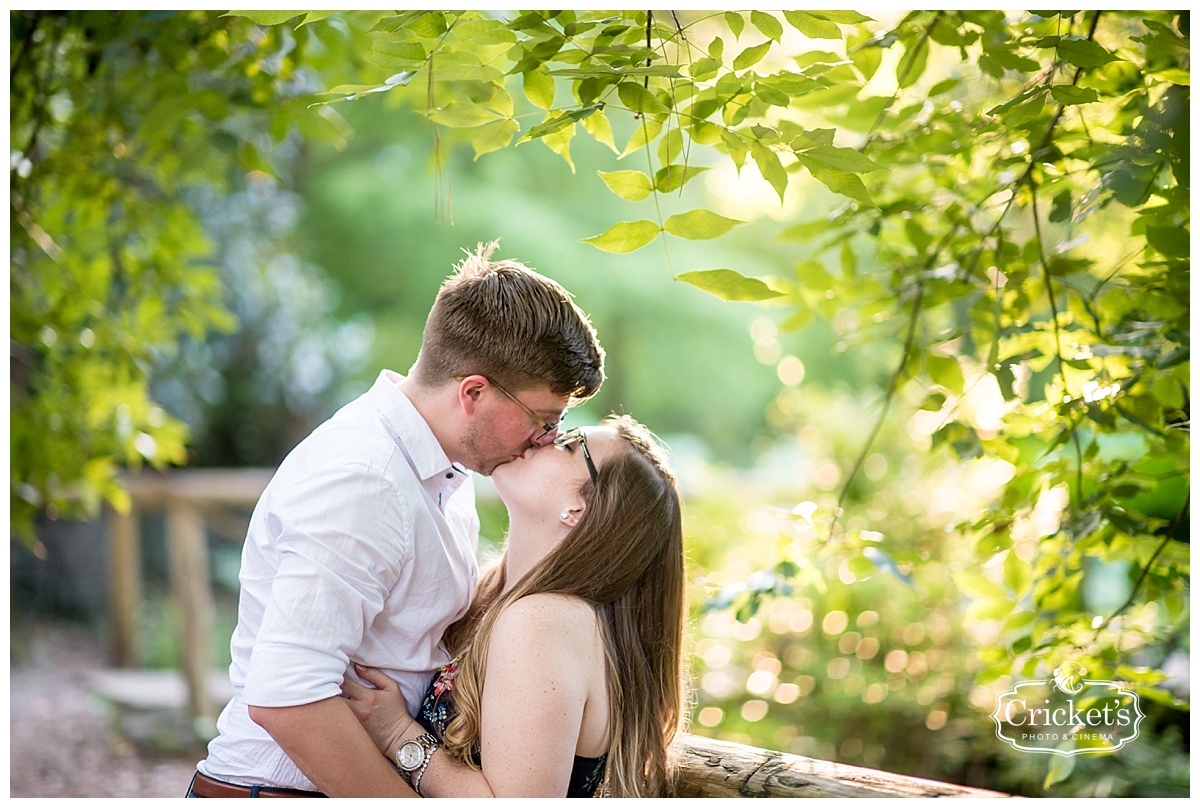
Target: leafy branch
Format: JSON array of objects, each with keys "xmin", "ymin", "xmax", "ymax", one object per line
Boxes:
[{"xmin": 1092, "ymin": 495, "xmax": 1189, "ymax": 636}]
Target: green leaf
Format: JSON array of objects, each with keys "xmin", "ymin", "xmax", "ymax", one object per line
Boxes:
[
  {"xmin": 370, "ymin": 11, "xmax": 432, "ymax": 34},
  {"xmin": 621, "ymin": 116, "xmax": 663, "ymax": 158},
  {"xmin": 523, "ymin": 69, "xmax": 555, "ymax": 110},
  {"xmin": 764, "ymin": 72, "xmax": 825, "ymax": 95},
  {"xmin": 664, "ymin": 209, "xmax": 746, "ymax": 240},
  {"xmin": 369, "ymin": 39, "xmax": 426, "ymax": 68},
  {"xmin": 1057, "ymin": 38, "xmax": 1120, "ymax": 68},
  {"xmin": 1003, "ymin": 550, "xmax": 1032, "ymax": 595},
  {"xmin": 519, "ymin": 109, "xmax": 586, "ymax": 142},
  {"xmin": 541, "ymin": 122, "xmax": 576, "ymax": 172},
  {"xmin": 1152, "ymin": 376, "xmax": 1185, "ymax": 409},
  {"xmin": 617, "ymin": 82, "xmax": 670, "ymax": 115},
  {"xmin": 223, "ymin": 10, "xmax": 307, "ymax": 26},
  {"xmin": 1044, "ymin": 754, "xmax": 1076, "ymax": 789},
  {"xmin": 1049, "ymin": 85, "xmax": 1099, "ymax": 105},
  {"xmin": 790, "ymin": 128, "xmax": 836, "ymax": 150},
  {"xmin": 796, "ymin": 259, "xmax": 834, "ymax": 290},
  {"xmin": 597, "ymin": 169, "xmax": 653, "ymax": 201},
  {"xmin": 450, "ymin": 17, "xmax": 517, "ymax": 45},
  {"xmin": 783, "ymin": 10, "xmax": 841, "ymax": 39},
  {"xmin": 724, "ymin": 11, "xmax": 745, "ymax": 39},
  {"xmin": 929, "ymin": 78, "xmax": 961, "ymax": 96},
  {"xmin": 799, "ymin": 161, "xmax": 875, "ymax": 207},
  {"xmin": 1145, "ymin": 225, "xmax": 1190, "ymax": 258},
  {"xmin": 653, "ymin": 164, "xmax": 709, "ymax": 193},
  {"xmin": 777, "ymin": 219, "xmax": 833, "ymax": 243},
  {"xmin": 751, "ymin": 142, "xmax": 788, "ymax": 203},
  {"xmin": 897, "ymin": 37, "xmax": 929, "ymax": 88},
  {"xmin": 751, "ymin": 11, "xmax": 784, "ymax": 42},
  {"xmin": 993, "ymin": 89, "xmax": 1048, "ymax": 126},
  {"xmin": 677, "ymin": 269, "xmax": 782, "ymax": 301},
  {"xmin": 690, "ymin": 57, "xmax": 721, "ymax": 81},
  {"xmin": 814, "ymin": 11, "xmax": 873, "ymax": 24},
  {"xmin": 927, "ymin": 355, "xmax": 964, "ymax": 394},
  {"xmin": 298, "ymin": 11, "xmax": 339, "ymax": 27},
  {"xmin": 718, "ymin": 128, "xmax": 749, "ymax": 170},
  {"xmin": 919, "ymin": 391, "xmax": 948, "ymax": 411},
  {"xmin": 800, "ymin": 145, "xmax": 885, "ymax": 173},
  {"xmin": 549, "ymin": 64, "xmax": 683, "ymax": 78},
  {"xmin": 1049, "ymin": 189, "xmax": 1073, "ymax": 222},
  {"xmin": 981, "ymin": 44, "xmax": 1041, "ymax": 73},
  {"xmin": 755, "ymin": 84, "xmax": 791, "ymax": 107},
  {"xmin": 1150, "ymin": 68, "xmax": 1190, "ymax": 85},
  {"xmin": 582, "ymin": 220, "xmax": 660, "ymax": 253},
  {"xmin": 425, "ymin": 103, "xmax": 504, "ymax": 128},
  {"xmin": 733, "ymin": 41, "xmax": 772, "ymax": 71},
  {"xmin": 470, "ymin": 119, "xmax": 519, "ymax": 159},
  {"xmin": 581, "ymin": 112, "xmax": 617, "ymax": 153}
]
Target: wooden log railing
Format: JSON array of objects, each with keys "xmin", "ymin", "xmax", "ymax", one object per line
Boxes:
[
  {"xmin": 674, "ymin": 733, "xmax": 1010, "ymax": 798},
  {"xmin": 107, "ymin": 468, "xmax": 1012, "ymax": 798}
]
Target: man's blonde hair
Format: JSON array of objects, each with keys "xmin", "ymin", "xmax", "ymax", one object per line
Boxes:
[{"xmin": 411, "ymin": 241, "xmax": 604, "ymax": 401}]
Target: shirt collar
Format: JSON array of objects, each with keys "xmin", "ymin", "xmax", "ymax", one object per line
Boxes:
[{"xmin": 367, "ymin": 369, "xmax": 467, "ymax": 483}]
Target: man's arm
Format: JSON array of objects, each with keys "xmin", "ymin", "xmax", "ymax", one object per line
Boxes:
[
  {"xmin": 249, "ymin": 697, "xmax": 416, "ymax": 797},
  {"xmin": 243, "ymin": 461, "xmax": 417, "ymax": 796}
]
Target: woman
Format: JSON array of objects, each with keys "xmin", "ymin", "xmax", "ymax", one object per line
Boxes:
[{"xmin": 340, "ymin": 415, "xmax": 687, "ymax": 797}]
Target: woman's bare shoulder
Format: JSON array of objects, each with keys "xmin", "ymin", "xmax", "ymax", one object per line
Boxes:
[{"xmin": 491, "ymin": 593, "xmax": 600, "ymax": 653}]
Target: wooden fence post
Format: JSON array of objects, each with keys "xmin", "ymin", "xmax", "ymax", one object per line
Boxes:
[
  {"xmin": 167, "ymin": 500, "xmax": 216, "ymax": 729},
  {"xmin": 105, "ymin": 506, "xmax": 141, "ymax": 668}
]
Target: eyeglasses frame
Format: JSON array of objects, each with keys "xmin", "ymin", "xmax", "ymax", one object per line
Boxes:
[
  {"xmin": 554, "ymin": 427, "xmax": 599, "ymax": 486},
  {"xmin": 454, "ymin": 375, "xmax": 564, "ymax": 442}
]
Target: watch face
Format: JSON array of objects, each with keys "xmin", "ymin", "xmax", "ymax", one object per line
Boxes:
[{"xmin": 397, "ymin": 741, "xmax": 424, "ymax": 770}]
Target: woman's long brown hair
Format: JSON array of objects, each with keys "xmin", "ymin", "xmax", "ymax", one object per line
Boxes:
[{"xmin": 440, "ymin": 415, "xmax": 688, "ymax": 797}]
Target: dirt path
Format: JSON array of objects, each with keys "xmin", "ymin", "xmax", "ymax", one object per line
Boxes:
[{"xmin": 9, "ymin": 620, "xmax": 202, "ymax": 798}]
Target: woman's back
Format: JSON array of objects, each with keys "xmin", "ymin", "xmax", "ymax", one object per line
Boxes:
[
  {"xmin": 417, "ymin": 594, "xmax": 611, "ymax": 796},
  {"xmin": 472, "ymin": 593, "xmax": 610, "ymax": 794}
]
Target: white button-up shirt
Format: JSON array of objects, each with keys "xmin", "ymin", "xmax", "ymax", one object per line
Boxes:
[{"xmin": 198, "ymin": 370, "xmax": 479, "ymax": 790}]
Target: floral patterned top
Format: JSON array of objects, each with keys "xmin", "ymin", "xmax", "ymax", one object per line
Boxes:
[{"xmin": 417, "ymin": 657, "xmax": 607, "ymax": 798}]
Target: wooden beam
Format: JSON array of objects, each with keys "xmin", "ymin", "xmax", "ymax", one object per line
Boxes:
[
  {"xmin": 674, "ymin": 733, "xmax": 1012, "ymax": 798},
  {"xmin": 105, "ymin": 507, "xmax": 141, "ymax": 667},
  {"xmin": 167, "ymin": 501, "xmax": 217, "ymax": 729},
  {"xmin": 122, "ymin": 468, "xmax": 274, "ymax": 507}
]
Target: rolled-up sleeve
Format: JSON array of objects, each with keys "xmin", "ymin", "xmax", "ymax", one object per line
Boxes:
[{"xmin": 243, "ymin": 461, "xmax": 411, "ymax": 707}]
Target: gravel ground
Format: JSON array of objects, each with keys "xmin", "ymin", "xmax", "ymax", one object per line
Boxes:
[{"xmin": 9, "ymin": 620, "xmax": 202, "ymax": 798}]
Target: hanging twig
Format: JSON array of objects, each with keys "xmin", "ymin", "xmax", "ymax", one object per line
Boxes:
[{"xmin": 1092, "ymin": 496, "xmax": 1189, "ymax": 637}]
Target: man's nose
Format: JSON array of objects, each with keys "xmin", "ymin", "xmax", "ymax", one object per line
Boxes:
[{"xmin": 531, "ymin": 428, "xmax": 558, "ymax": 448}]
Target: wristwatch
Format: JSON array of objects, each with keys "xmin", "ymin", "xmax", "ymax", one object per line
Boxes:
[{"xmin": 395, "ymin": 732, "xmax": 439, "ymax": 795}]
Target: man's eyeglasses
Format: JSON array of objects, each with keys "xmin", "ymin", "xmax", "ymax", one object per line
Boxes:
[
  {"xmin": 554, "ymin": 427, "xmax": 598, "ymax": 486},
  {"xmin": 456, "ymin": 375, "xmax": 564, "ymax": 441}
]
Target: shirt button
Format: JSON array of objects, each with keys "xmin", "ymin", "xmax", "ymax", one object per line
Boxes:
[{"xmin": 445, "ymin": 472, "xmax": 454, "ymax": 479}]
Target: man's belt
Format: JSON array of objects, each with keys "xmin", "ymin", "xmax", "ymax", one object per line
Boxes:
[{"xmin": 189, "ymin": 771, "xmax": 325, "ymax": 798}]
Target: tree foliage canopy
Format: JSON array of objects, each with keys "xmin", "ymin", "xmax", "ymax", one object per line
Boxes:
[
  {"xmin": 230, "ymin": 8, "xmax": 1189, "ymax": 709},
  {"xmin": 10, "ymin": 10, "xmax": 352, "ymax": 540}
]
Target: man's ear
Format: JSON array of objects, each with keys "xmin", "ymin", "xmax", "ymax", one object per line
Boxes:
[{"xmin": 457, "ymin": 375, "xmax": 488, "ymax": 415}]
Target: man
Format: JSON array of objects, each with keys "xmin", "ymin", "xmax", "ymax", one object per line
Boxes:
[{"xmin": 189, "ymin": 241, "xmax": 604, "ymax": 797}]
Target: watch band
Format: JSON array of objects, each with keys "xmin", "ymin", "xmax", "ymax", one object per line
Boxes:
[{"xmin": 396, "ymin": 732, "xmax": 439, "ymax": 796}]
